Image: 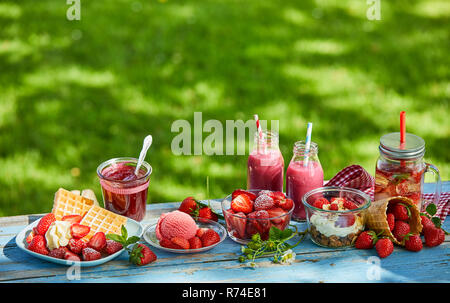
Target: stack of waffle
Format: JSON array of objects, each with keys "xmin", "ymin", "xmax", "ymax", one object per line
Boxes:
[{"xmin": 51, "ymin": 188, "xmax": 127, "ymax": 241}]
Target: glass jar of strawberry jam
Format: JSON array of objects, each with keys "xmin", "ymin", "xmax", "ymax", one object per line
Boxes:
[
  {"xmin": 375, "ymin": 132, "xmax": 441, "ymax": 210},
  {"xmin": 97, "ymin": 157, "xmax": 152, "ymax": 221}
]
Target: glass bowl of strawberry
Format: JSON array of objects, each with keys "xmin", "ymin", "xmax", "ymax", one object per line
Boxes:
[
  {"xmin": 221, "ymin": 189, "xmax": 294, "ymax": 244},
  {"xmin": 302, "ymin": 187, "xmax": 371, "ymax": 248}
]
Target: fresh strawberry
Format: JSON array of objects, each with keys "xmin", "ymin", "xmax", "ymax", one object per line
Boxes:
[
  {"xmin": 130, "ymin": 244, "xmax": 157, "ymax": 266},
  {"xmin": 178, "ymin": 197, "xmax": 199, "ymax": 216},
  {"xmin": 267, "ymin": 207, "xmax": 287, "ymax": 224},
  {"xmin": 64, "ymin": 250, "xmax": 81, "ymax": 261},
  {"xmin": 171, "ymin": 237, "xmax": 190, "ymax": 249},
  {"xmin": 330, "ymin": 197, "xmax": 345, "ymax": 204},
  {"xmin": 335, "ymin": 214, "xmax": 356, "ymax": 227},
  {"xmin": 390, "ymin": 203, "xmax": 410, "ymax": 221},
  {"xmin": 231, "ymin": 194, "xmax": 253, "ymax": 214},
  {"xmin": 387, "ymin": 213, "xmax": 395, "ymax": 231},
  {"xmin": 198, "ymin": 206, "xmax": 218, "ymax": 222},
  {"xmin": 70, "ymin": 224, "xmax": 90, "ymax": 239},
  {"xmin": 420, "ymin": 215, "xmax": 434, "ymax": 232},
  {"xmin": 35, "ymin": 213, "xmax": 56, "ymax": 235},
  {"xmin": 48, "ymin": 247, "xmax": 68, "ymax": 259},
  {"xmin": 355, "ymin": 231, "xmax": 378, "ymax": 249},
  {"xmin": 343, "ymin": 200, "xmax": 358, "ymax": 210},
  {"xmin": 82, "ymin": 247, "xmax": 101, "ymax": 261},
  {"xmin": 254, "ymin": 194, "xmax": 275, "ymax": 211},
  {"xmin": 68, "ymin": 238, "xmax": 87, "ymax": 254},
  {"xmin": 329, "ymin": 203, "xmax": 339, "ymax": 211},
  {"xmin": 313, "ymin": 197, "xmax": 329, "ymax": 209},
  {"xmin": 277, "ymin": 198, "xmax": 294, "ymax": 211},
  {"xmin": 26, "ymin": 231, "xmax": 35, "ymax": 244},
  {"xmin": 375, "ymin": 238, "xmax": 394, "ymax": 258},
  {"xmin": 424, "ymin": 226, "xmax": 445, "ymax": 247},
  {"xmin": 392, "ymin": 220, "xmax": 410, "ymax": 242},
  {"xmin": 268, "ymin": 191, "xmax": 285, "ymax": 201},
  {"xmin": 88, "ymin": 232, "xmax": 107, "ymax": 251},
  {"xmin": 160, "ymin": 238, "xmax": 181, "ymax": 249},
  {"xmin": 196, "ymin": 228, "xmax": 209, "ymax": 238},
  {"xmin": 404, "ymin": 233, "xmax": 423, "ymax": 252},
  {"xmin": 104, "ymin": 240, "xmax": 123, "ymax": 255},
  {"xmin": 61, "ymin": 214, "xmax": 82, "ymax": 224},
  {"xmin": 200, "ymin": 229, "xmax": 221, "ymax": 247},
  {"xmin": 232, "ymin": 189, "xmax": 257, "ymax": 201},
  {"xmin": 28, "ymin": 235, "xmax": 49, "ymax": 255},
  {"xmin": 246, "ymin": 210, "xmax": 270, "ymax": 240},
  {"xmin": 188, "ymin": 237, "xmax": 203, "ymax": 249},
  {"xmin": 227, "ymin": 212, "xmax": 247, "ymax": 239}
]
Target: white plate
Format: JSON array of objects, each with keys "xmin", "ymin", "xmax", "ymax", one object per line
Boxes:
[
  {"xmin": 143, "ymin": 218, "xmax": 227, "ymax": 254},
  {"xmin": 16, "ymin": 217, "xmax": 143, "ymax": 267}
]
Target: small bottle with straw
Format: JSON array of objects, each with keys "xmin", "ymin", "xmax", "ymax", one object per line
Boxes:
[
  {"xmin": 286, "ymin": 122, "xmax": 324, "ymax": 221},
  {"xmin": 247, "ymin": 114, "xmax": 284, "ymax": 192}
]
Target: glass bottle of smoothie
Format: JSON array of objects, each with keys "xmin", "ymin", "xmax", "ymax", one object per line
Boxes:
[
  {"xmin": 97, "ymin": 157, "xmax": 152, "ymax": 221},
  {"xmin": 247, "ymin": 130, "xmax": 284, "ymax": 192},
  {"xmin": 286, "ymin": 141, "xmax": 324, "ymax": 221},
  {"xmin": 375, "ymin": 132, "xmax": 441, "ymax": 210}
]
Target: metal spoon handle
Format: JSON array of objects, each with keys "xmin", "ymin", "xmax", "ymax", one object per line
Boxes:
[{"xmin": 135, "ymin": 135, "xmax": 153, "ymax": 175}]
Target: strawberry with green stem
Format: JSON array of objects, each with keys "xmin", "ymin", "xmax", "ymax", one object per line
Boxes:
[{"xmin": 106, "ymin": 225, "xmax": 157, "ymax": 266}]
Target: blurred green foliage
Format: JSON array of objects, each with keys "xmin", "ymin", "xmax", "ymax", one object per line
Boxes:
[{"xmin": 0, "ymin": 0, "xmax": 448, "ymax": 216}]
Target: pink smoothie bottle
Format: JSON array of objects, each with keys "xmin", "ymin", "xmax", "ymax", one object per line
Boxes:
[
  {"xmin": 286, "ymin": 141, "xmax": 324, "ymax": 221},
  {"xmin": 247, "ymin": 130, "xmax": 284, "ymax": 192}
]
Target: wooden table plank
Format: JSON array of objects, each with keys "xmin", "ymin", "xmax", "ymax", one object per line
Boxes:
[{"xmin": 0, "ymin": 182, "xmax": 448, "ymax": 283}]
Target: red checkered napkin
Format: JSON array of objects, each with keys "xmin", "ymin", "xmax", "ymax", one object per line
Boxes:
[
  {"xmin": 325, "ymin": 165, "xmax": 450, "ymax": 221},
  {"xmin": 325, "ymin": 165, "xmax": 375, "ymax": 200}
]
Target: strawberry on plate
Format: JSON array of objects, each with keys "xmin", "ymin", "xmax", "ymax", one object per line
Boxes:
[
  {"xmin": 178, "ymin": 197, "xmax": 199, "ymax": 216},
  {"xmin": 188, "ymin": 236, "xmax": 203, "ymax": 249},
  {"xmin": 28, "ymin": 234, "xmax": 49, "ymax": 255},
  {"xmin": 198, "ymin": 206, "xmax": 219, "ymax": 222},
  {"xmin": 104, "ymin": 239, "xmax": 123, "ymax": 255},
  {"xmin": 88, "ymin": 232, "xmax": 107, "ymax": 251},
  {"xmin": 48, "ymin": 247, "xmax": 68, "ymax": 259},
  {"xmin": 200, "ymin": 229, "xmax": 221, "ymax": 247},
  {"xmin": 64, "ymin": 250, "xmax": 81, "ymax": 261},
  {"xmin": 35, "ymin": 213, "xmax": 56, "ymax": 236},
  {"xmin": 61, "ymin": 214, "xmax": 83, "ymax": 225},
  {"xmin": 231, "ymin": 194, "xmax": 253, "ymax": 214},
  {"xmin": 82, "ymin": 247, "xmax": 101, "ymax": 261},
  {"xmin": 70, "ymin": 224, "xmax": 90, "ymax": 239},
  {"xmin": 171, "ymin": 237, "xmax": 190, "ymax": 249},
  {"xmin": 68, "ymin": 238, "xmax": 87, "ymax": 254}
]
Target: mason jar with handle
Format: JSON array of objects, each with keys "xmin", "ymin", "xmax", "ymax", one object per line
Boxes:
[{"xmin": 374, "ymin": 132, "xmax": 441, "ymax": 210}]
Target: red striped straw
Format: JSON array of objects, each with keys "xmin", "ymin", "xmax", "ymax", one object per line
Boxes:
[
  {"xmin": 254, "ymin": 114, "xmax": 263, "ymax": 152},
  {"xmin": 400, "ymin": 111, "xmax": 406, "ymax": 166}
]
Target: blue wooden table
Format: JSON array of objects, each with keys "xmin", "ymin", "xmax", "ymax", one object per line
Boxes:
[{"xmin": 0, "ymin": 182, "xmax": 448, "ymax": 283}]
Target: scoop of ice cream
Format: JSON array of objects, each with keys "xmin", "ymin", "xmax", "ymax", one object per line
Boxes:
[
  {"xmin": 155, "ymin": 210, "xmax": 197, "ymax": 241},
  {"xmin": 45, "ymin": 220, "xmax": 72, "ymax": 250}
]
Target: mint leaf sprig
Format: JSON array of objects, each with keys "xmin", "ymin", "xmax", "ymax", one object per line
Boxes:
[
  {"xmin": 106, "ymin": 225, "xmax": 144, "ymax": 262},
  {"xmin": 420, "ymin": 203, "xmax": 449, "ymax": 235},
  {"xmin": 238, "ymin": 226, "xmax": 308, "ymax": 266}
]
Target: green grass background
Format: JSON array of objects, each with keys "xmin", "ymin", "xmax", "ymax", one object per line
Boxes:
[{"xmin": 0, "ymin": 0, "xmax": 448, "ymax": 216}]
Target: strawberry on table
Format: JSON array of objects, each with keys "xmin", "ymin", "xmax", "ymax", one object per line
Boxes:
[
  {"xmin": 231, "ymin": 194, "xmax": 253, "ymax": 214},
  {"xmin": 355, "ymin": 231, "xmax": 378, "ymax": 249},
  {"xmin": 420, "ymin": 215, "xmax": 434, "ymax": 232},
  {"xmin": 129, "ymin": 244, "xmax": 157, "ymax": 266},
  {"xmin": 375, "ymin": 238, "xmax": 394, "ymax": 258},
  {"xmin": 198, "ymin": 206, "xmax": 219, "ymax": 222},
  {"xmin": 404, "ymin": 233, "xmax": 423, "ymax": 252},
  {"xmin": 28, "ymin": 235, "xmax": 49, "ymax": 255},
  {"xmin": 88, "ymin": 232, "xmax": 107, "ymax": 251},
  {"xmin": 424, "ymin": 226, "xmax": 445, "ymax": 247},
  {"xmin": 36, "ymin": 213, "xmax": 56, "ymax": 236}
]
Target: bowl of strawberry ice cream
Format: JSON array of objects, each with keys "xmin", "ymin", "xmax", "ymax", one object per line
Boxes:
[
  {"xmin": 221, "ymin": 189, "xmax": 294, "ymax": 244},
  {"xmin": 302, "ymin": 187, "xmax": 371, "ymax": 248},
  {"xmin": 145, "ymin": 210, "xmax": 227, "ymax": 253}
]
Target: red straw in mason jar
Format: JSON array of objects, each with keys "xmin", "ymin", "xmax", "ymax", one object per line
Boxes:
[{"xmin": 400, "ymin": 111, "xmax": 406, "ymax": 167}]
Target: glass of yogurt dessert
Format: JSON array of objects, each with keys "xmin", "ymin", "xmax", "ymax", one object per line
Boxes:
[
  {"xmin": 302, "ymin": 187, "xmax": 371, "ymax": 248},
  {"xmin": 97, "ymin": 157, "xmax": 152, "ymax": 221}
]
